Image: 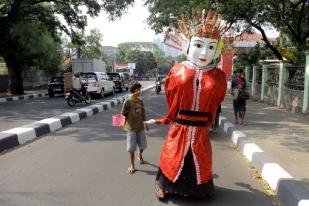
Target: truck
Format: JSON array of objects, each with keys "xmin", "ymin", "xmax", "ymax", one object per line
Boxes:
[
  {"xmin": 71, "ymin": 59, "xmax": 106, "ymax": 73},
  {"xmin": 70, "ymin": 59, "xmax": 115, "ymax": 98}
]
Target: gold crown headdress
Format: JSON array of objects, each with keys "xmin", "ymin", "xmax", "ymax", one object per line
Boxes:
[
  {"xmin": 163, "ymin": 10, "xmax": 229, "ymax": 53},
  {"xmin": 177, "ymin": 9, "xmax": 227, "ymax": 40}
]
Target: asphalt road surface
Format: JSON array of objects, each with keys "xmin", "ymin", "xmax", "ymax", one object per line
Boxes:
[
  {"xmin": 0, "ymin": 89, "xmax": 279, "ymax": 206},
  {"xmin": 0, "ymin": 81, "xmax": 153, "ymax": 131}
]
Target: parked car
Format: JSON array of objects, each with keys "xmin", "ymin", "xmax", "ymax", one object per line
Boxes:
[
  {"xmin": 80, "ymin": 72, "xmax": 115, "ymax": 98},
  {"xmin": 107, "ymin": 72, "xmax": 129, "ymax": 92},
  {"xmin": 48, "ymin": 76, "xmax": 64, "ymax": 97}
]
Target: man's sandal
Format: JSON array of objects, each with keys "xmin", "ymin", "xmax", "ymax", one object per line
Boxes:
[
  {"xmin": 137, "ymin": 156, "xmax": 145, "ymax": 164},
  {"xmin": 155, "ymin": 186, "xmax": 166, "ymax": 201},
  {"xmin": 126, "ymin": 167, "xmax": 136, "ymax": 174}
]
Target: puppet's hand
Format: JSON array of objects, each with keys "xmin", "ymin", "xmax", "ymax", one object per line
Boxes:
[{"xmin": 144, "ymin": 119, "xmax": 156, "ymax": 125}]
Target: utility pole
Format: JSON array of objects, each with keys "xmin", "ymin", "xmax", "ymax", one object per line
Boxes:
[{"xmin": 113, "ymin": 48, "xmax": 116, "ymax": 73}]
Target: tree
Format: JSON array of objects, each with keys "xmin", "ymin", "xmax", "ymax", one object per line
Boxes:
[
  {"xmin": 234, "ymin": 43, "xmax": 270, "ymax": 69},
  {"xmin": 145, "ymin": 0, "xmax": 308, "ymax": 63},
  {"xmin": 126, "ymin": 50, "xmax": 156, "ymax": 76},
  {"xmin": 267, "ymin": 0, "xmax": 309, "ymax": 52},
  {"xmin": 216, "ymin": 0, "xmax": 309, "ymax": 61},
  {"xmin": 33, "ymin": 30, "xmax": 63, "ymax": 76},
  {"xmin": 116, "ymin": 42, "xmax": 159, "ymax": 63},
  {"xmin": 177, "ymin": 54, "xmax": 187, "ymax": 63},
  {"xmin": 157, "ymin": 56, "xmax": 176, "ymax": 74},
  {"xmin": 116, "ymin": 43, "xmax": 130, "ymax": 64},
  {"xmin": 80, "ymin": 29, "xmax": 104, "ymax": 59},
  {"xmin": 0, "ymin": 1, "xmax": 101, "ymax": 94},
  {"xmin": 5, "ymin": 20, "xmax": 63, "ymax": 89},
  {"xmin": 101, "ymin": 51, "xmax": 115, "ymax": 72},
  {"xmin": 146, "ymin": 0, "xmax": 212, "ymax": 33}
]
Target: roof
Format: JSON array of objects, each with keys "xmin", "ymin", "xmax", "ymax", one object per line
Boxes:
[
  {"xmin": 232, "ymin": 32, "xmax": 276, "ymax": 48},
  {"xmin": 235, "ymin": 33, "xmax": 265, "ymax": 42}
]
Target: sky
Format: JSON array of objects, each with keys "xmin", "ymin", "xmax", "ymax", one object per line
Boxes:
[
  {"xmin": 85, "ymin": 1, "xmax": 279, "ymax": 47},
  {"xmin": 86, "ymin": 0, "xmax": 157, "ymax": 47}
]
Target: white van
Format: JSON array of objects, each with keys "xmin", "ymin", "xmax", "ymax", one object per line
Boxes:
[{"xmin": 80, "ymin": 72, "xmax": 115, "ymax": 98}]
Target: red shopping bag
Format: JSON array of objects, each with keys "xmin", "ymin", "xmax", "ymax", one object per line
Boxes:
[{"xmin": 112, "ymin": 114, "xmax": 126, "ymax": 127}]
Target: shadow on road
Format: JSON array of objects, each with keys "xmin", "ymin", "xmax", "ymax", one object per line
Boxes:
[{"xmin": 157, "ymin": 184, "xmax": 273, "ymax": 206}]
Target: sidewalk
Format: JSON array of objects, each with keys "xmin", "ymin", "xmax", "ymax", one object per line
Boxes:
[
  {"xmin": 0, "ymin": 89, "xmax": 48, "ymax": 102},
  {"xmin": 220, "ymin": 94, "xmax": 309, "ymax": 206}
]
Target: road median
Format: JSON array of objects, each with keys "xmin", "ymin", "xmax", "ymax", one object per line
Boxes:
[{"xmin": 0, "ymin": 85, "xmax": 155, "ymax": 154}]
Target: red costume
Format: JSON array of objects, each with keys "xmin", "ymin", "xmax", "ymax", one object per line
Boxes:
[{"xmin": 155, "ymin": 61, "xmax": 227, "ymax": 185}]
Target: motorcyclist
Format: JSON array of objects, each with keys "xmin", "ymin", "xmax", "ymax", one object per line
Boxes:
[
  {"xmin": 73, "ymin": 73, "xmax": 87, "ymax": 96},
  {"xmin": 73, "ymin": 72, "xmax": 82, "ymax": 91},
  {"xmin": 66, "ymin": 72, "xmax": 91, "ymax": 106},
  {"xmin": 155, "ymin": 77, "xmax": 162, "ymax": 94}
]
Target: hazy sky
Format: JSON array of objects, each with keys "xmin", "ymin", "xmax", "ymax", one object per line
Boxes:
[
  {"xmin": 85, "ymin": 1, "xmax": 279, "ymax": 47},
  {"xmin": 86, "ymin": 0, "xmax": 157, "ymax": 47}
]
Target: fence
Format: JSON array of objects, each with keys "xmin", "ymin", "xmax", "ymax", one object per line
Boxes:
[
  {"xmin": 245, "ymin": 57, "xmax": 309, "ymax": 114},
  {"xmin": 0, "ymin": 63, "xmax": 50, "ymax": 91},
  {"xmin": 0, "ymin": 63, "xmax": 9, "ymax": 92},
  {"xmin": 23, "ymin": 70, "xmax": 50, "ymax": 90}
]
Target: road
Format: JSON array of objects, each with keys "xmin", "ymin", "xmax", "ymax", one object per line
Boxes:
[
  {"xmin": 0, "ymin": 81, "xmax": 153, "ymax": 131},
  {"xmin": 0, "ymin": 88, "xmax": 279, "ymax": 206}
]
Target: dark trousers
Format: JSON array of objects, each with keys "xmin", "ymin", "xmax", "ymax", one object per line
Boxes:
[{"xmin": 213, "ymin": 105, "xmax": 221, "ymax": 128}]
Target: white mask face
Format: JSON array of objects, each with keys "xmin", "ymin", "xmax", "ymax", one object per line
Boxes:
[{"xmin": 187, "ymin": 36, "xmax": 221, "ymax": 67}]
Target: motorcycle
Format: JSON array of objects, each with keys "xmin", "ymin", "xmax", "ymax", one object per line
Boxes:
[
  {"xmin": 65, "ymin": 84, "xmax": 91, "ymax": 106},
  {"xmin": 155, "ymin": 81, "xmax": 161, "ymax": 94}
]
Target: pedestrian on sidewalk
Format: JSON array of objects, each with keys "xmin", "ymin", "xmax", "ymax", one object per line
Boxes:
[
  {"xmin": 145, "ymin": 10, "xmax": 227, "ymax": 201},
  {"xmin": 121, "ymin": 83, "xmax": 148, "ymax": 174},
  {"xmin": 231, "ymin": 69, "xmax": 247, "ymax": 125}
]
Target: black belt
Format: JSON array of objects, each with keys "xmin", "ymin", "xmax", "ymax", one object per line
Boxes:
[
  {"xmin": 175, "ymin": 118, "xmax": 208, "ymax": 127},
  {"xmin": 178, "ymin": 110, "xmax": 210, "ymax": 117}
]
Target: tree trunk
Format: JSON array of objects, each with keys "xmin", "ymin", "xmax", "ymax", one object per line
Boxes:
[
  {"xmin": 4, "ymin": 56, "xmax": 24, "ymax": 95},
  {"xmin": 249, "ymin": 22, "xmax": 283, "ymax": 61},
  {"xmin": 1, "ymin": 24, "xmax": 24, "ymax": 95}
]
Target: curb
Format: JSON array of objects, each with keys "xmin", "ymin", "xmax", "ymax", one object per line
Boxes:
[
  {"xmin": 0, "ymin": 92, "xmax": 48, "ymax": 103},
  {"xmin": 0, "ymin": 85, "xmax": 155, "ymax": 154},
  {"xmin": 219, "ymin": 116, "xmax": 309, "ymax": 206}
]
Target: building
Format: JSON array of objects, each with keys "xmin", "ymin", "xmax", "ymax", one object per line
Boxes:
[
  {"xmin": 233, "ymin": 32, "xmax": 276, "ymax": 54},
  {"xmin": 154, "ymin": 35, "xmax": 180, "ymax": 57}
]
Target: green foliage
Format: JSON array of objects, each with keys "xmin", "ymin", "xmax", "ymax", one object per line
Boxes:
[
  {"xmin": 116, "ymin": 42, "xmax": 159, "ymax": 63},
  {"xmin": 234, "ymin": 43, "xmax": 272, "ymax": 68},
  {"xmin": 101, "ymin": 0, "xmax": 135, "ymax": 20},
  {"xmin": 152, "ymin": 47, "xmax": 165, "ymax": 60},
  {"xmin": 80, "ymin": 29, "xmax": 103, "ymax": 59},
  {"xmin": 146, "ymin": 0, "xmax": 212, "ymax": 33},
  {"xmin": 0, "ymin": 0, "xmax": 102, "ymax": 94},
  {"xmin": 0, "ymin": 1, "xmax": 101, "ymax": 41},
  {"xmin": 145, "ymin": 0, "xmax": 308, "ymax": 62},
  {"xmin": 115, "ymin": 41, "xmax": 179, "ymax": 75},
  {"xmin": 267, "ymin": 0, "xmax": 309, "ymax": 52},
  {"xmin": 216, "ymin": 0, "xmax": 309, "ymax": 60},
  {"xmin": 101, "ymin": 51, "xmax": 115, "ymax": 72},
  {"xmin": 177, "ymin": 54, "xmax": 187, "ymax": 63},
  {"xmin": 118, "ymin": 42, "xmax": 158, "ymax": 51},
  {"xmin": 157, "ymin": 56, "xmax": 176, "ymax": 74},
  {"xmin": 35, "ymin": 32, "xmax": 62, "ymax": 75},
  {"xmin": 8, "ymin": 21, "xmax": 62, "ymax": 74},
  {"xmin": 276, "ymin": 30, "xmax": 307, "ymax": 65},
  {"xmin": 126, "ymin": 50, "xmax": 156, "ymax": 76}
]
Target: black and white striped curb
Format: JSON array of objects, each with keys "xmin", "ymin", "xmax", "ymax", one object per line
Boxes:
[
  {"xmin": 0, "ymin": 85, "xmax": 155, "ymax": 154},
  {"xmin": 0, "ymin": 92, "xmax": 48, "ymax": 103},
  {"xmin": 219, "ymin": 116, "xmax": 309, "ymax": 206}
]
